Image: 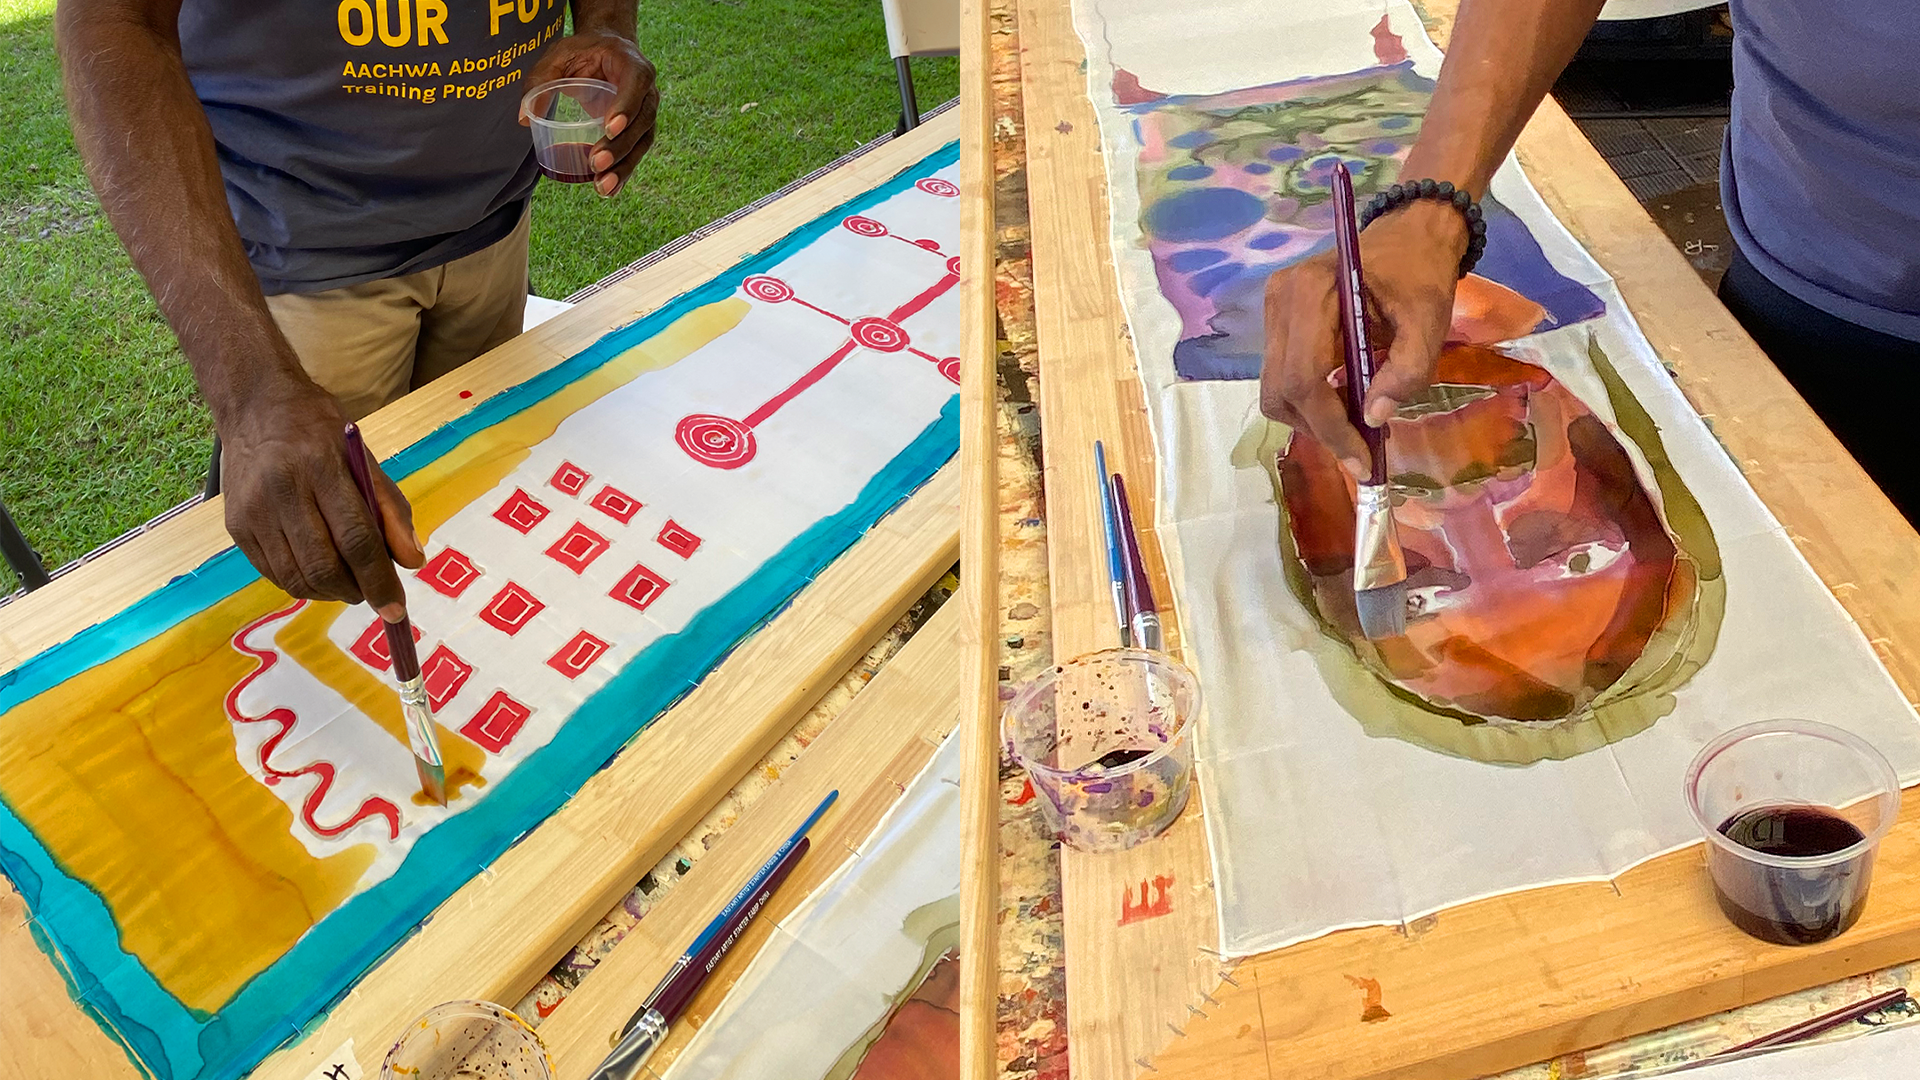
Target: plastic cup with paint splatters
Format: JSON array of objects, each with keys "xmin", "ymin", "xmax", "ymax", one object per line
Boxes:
[
  {"xmin": 1003, "ymin": 648, "xmax": 1198, "ymax": 853},
  {"xmin": 522, "ymin": 78, "xmax": 618, "ymax": 185},
  {"xmin": 382, "ymin": 1000, "xmax": 553, "ymax": 1080}
]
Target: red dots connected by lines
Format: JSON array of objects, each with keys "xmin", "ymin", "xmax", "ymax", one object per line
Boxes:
[{"xmin": 851, "ymin": 317, "xmax": 910, "ymax": 352}]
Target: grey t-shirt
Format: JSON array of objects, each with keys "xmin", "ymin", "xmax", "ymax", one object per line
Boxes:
[
  {"xmin": 179, "ymin": 3, "xmax": 563, "ymax": 294},
  {"xmin": 1723, "ymin": 0, "xmax": 1920, "ymax": 341}
]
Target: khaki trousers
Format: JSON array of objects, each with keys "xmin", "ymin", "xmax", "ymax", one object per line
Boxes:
[{"xmin": 265, "ymin": 209, "xmax": 532, "ymax": 421}]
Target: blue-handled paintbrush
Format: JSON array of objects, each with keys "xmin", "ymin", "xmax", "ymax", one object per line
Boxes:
[
  {"xmin": 1094, "ymin": 440, "xmax": 1131, "ymax": 646},
  {"xmin": 633, "ymin": 789, "xmax": 836, "ymax": 1014}
]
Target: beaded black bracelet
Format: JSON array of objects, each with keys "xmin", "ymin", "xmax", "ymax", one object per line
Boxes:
[{"xmin": 1358, "ymin": 178, "xmax": 1487, "ymax": 278}]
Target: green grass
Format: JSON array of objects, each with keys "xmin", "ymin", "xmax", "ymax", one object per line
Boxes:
[{"xmin": 0, "ymin": 0, "xmax": 955, "ymax": 592}]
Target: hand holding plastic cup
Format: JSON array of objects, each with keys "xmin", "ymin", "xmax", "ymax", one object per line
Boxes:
[
  {"xmin": 1685, "ymin": 719, "xmax": 1900, "ymax": 946},
  {"xmin": 522, "ymin": 78, "xmax": 619, "ymax": 185},
  {"xmin": 382, "ymin": 1000, "xmax": 553, "ymax": 1080},
  {"xmin": 1004, "ymin": 648, "xmax": 1198, "ymax": 853}
]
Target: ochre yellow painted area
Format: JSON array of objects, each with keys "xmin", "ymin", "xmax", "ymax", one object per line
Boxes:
[
  {"xmin": 0, "ymin": 298, "xmax": 748, "ymax": 1011},
  {"xmin": 0, "ymin": 580, "xmax": 375, "ymax": 1011}
]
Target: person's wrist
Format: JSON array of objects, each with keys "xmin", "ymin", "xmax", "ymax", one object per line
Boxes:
[
  {"xmin": 570, "ymin": 23, "xmax": 637, "ymax": 46},
  {"xmin": 1385, "ymin": 197, "xmax": 1472, "ymax": 264},
  {"xmin": 211, "ymin": 359, "xmax": 328, "ymax": 441}
]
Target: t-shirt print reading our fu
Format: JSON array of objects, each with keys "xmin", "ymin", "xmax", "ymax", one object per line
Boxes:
[{"xmin": 227, "ymin": 171, "xmax": 965, "ymax": 898}]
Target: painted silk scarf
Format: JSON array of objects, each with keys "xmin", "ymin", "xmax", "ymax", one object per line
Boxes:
[
  {"xmin": 1069, "ymin": 0, "xmax": 1920, "ymax": 957},
  {"xmin": 0, "ymin": 142, "xmax": 960, "ymax": 1080}
]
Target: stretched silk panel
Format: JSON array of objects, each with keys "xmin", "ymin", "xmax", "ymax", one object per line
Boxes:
[
  {"xmin": 669, "ymin": 733, "xmax": 963, "ymax": 1080},
  {"xmin": 0, "ymin": 141, "xmax": 960, "ymax": 1080},
  {"xmin": 1066, "ymin": 0, "xmax": 1920, "ymax": 957}
]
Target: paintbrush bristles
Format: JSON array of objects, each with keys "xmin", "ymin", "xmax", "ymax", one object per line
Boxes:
[
  {"xmin": 1350, "ymin": 481, "xmax": 1407, "ymax": 640},
  {"xmin": 1355, "ymin": 583, "xmax": 1407, "ymax": 640},
  {"xmin": 416, "ymin": 760, "xmax": 449, "ymax": 807}
]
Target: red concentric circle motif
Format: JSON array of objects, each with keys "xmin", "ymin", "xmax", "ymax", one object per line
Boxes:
[
  {"xmin": 675, "ymin": 414, "xmax": 758, "ymax": 469},
  {"xmin": 742, "ymin": 275, "xmax": 793, "ymax": 303},
  {"xmin": 850, "ymin": 317, "xmax": 910, "ymax": 352},
  {"xmin": 916, "ymin": 177, "xmax": 960, "ymax": 197},
  {"xmin": 841, "ymin": 215, "xmax": 888, "ymax": 237},
  {"xmin": 913, "ymin": 238, "xmax": 943, "ymax": 252},
  {"xmin": 937, "ymin": 356, "xmax": 962, "ymax": 384},
  {"xmin": 945, "ymin": 255, "xmax": 962, "ymax": 276}
]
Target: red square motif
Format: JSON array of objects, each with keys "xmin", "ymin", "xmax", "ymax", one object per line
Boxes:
[
  {"xmin": 478, "ymin": 582, "xmax": 545, "ymax": 635},
  {"xmin": 492, "ymin": 488, "xmax": 550, "ymax": 534},
  {"xmin": 589, "ymin": 484, "xmax": 642, "ymax": 525},
  {"xmin": 550, "ymin": 461, "xmax": 591, "ymax": 497},
  {"xmin": 547, "ymin": 630, "xmax": 610, "ymax": 679},
  {"xmin": 544, "ymin": 522, "xmax": 610, "ymax": 574},
  {"xmin": 417, "ymin": 547, "xmax": 481, "ymax": 598},
  {"xmin": 349, "ymin": 618, "xmax": 422, "ymax": 672},
  {"xmin": 656, "ymin": 520, "xmax": 702, "ymax": 558},
  {"xmin": 609, "ymin": 563, "xmax": 671, "ymax": 612},
  {"xmin": 461, "ymin": 690, "xmax": 532, "ymax": 754},
  {"xmin": 421, "ymin": 644, "xmax": 473, "ymax": 712}
]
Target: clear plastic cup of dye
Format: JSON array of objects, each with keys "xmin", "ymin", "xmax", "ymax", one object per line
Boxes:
[
  {"xmin": 381, "ymin": 999, "xmax": 553, "ymax": 1080},
  {"xmin": 1003, "ymin": 648, "xmax": 1198, "ymax": 853},
  {"xmin": 1684, "ymin": 719, "xmax": 1900, "ymax": 946},
  {"xmin": 521, "ymin": 78, "xmax": 618, "ymax": 184}
]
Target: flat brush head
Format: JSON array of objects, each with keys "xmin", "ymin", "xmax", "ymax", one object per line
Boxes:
[
  {"xmin": 416, "ymin": 759, "xmax": 449, "ymax": 807},
  {"xmin": 1355, "ymin": 582, "xmax": 1407, "ymax": 641}
]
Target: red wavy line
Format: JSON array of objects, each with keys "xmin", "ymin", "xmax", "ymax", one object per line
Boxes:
[{"xmin": 226, "ymin": 600, "xmax": 402, "ymax": 841}]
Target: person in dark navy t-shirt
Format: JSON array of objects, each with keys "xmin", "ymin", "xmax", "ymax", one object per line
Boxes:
[{"xmin": 57, "ymin": 0, "xmax": 658, "ymax": 623}]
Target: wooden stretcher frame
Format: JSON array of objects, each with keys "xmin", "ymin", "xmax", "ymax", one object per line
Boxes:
[
  {"xmin": 955, "ymin": 0, "xmax": 1006, "ymax": 1074},
  {"xmin": 0, "ymin": 111, "xmax": 963, "ymax": 1080},
  {"xmin": 1005, "ymin": 0, "xmax": 1920, "ymax": 1077}
]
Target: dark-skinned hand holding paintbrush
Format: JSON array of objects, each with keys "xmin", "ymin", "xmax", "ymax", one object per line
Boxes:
[{"xmin": 1328, "ymin": 161, "xmax": 1409, "ymax": 640}]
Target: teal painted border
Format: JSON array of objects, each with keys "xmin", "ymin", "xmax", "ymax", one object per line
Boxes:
[{"xmin": 0, "ymin": 139, "xmax": 959, "ymax": 1080}]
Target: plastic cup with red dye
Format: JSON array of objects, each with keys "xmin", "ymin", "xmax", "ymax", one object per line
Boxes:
[
  {"xmin": 1003, "ymin": 648, "xmax": 1198, "ymax": 853},
  {"xmin": 1685, "ymin": 719, "xmax": 1900, "ymax": 946},
  {"xmin": 522, "ymin": 78, "xmax": 617, "ymax": 184},
  {"xmin": 381, "ymin": 1000, "xmax": 553, "ymax": 1080}
]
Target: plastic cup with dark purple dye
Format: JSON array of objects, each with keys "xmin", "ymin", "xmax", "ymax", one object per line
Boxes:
[
  {"xmin": 1003, "ymin": 648, "xmax": 1198, "ymax": 853},
  {"xmin": 521, "ymin": 78, "xmax": 617, "ymax": 184},
  {"xmin": 1685, "ymin": 719, "xmax": 1900, "ymax": 946}
]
